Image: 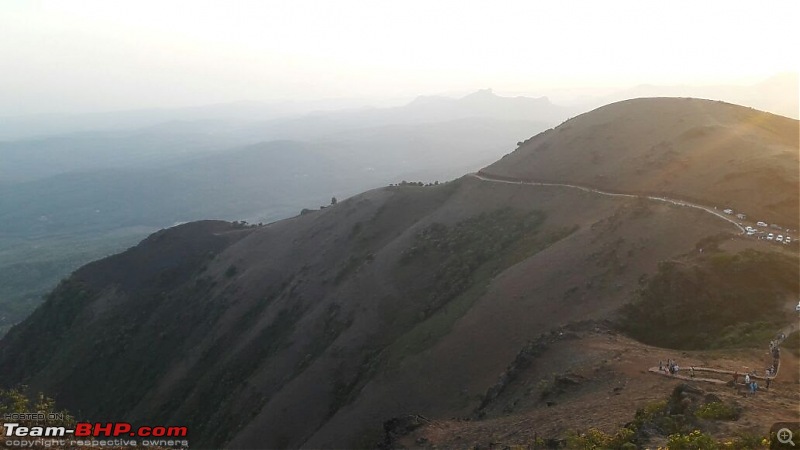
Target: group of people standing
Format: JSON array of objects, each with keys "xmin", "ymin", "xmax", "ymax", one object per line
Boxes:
[
  {"xmin": 733, "ymin": 371, "xmax": 762, "ymax": 395},
  {"xmin": 730, "ymin": 331, "xmax": 785, "ymax": 395},
  {"xmin": 654, "ymin": 330, "xmax": 788, "ymax": 394},
  {"xmin": 658, "ymin": 359, "xmax": 680, "ymax": 375}
]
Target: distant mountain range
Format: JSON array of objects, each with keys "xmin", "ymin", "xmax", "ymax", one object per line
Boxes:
[
  {"xmin": 0, "ymin": 90, "xmax": 561, "ymax": 331},
  {"xmin": 1, "ymin": 73, "xmax": 795, "ymax": 142}
]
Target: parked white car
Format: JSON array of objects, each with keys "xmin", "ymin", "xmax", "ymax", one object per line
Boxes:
[
  {"xmin": 776, "ymin": 235, "xmax": 784, "ymax": 242},
  {"xmin": 723, "ymin": 209, "xmax": 733, "ymax": 214},
  {"xmin": 767, "ymin": 233, "xmax": 774, "ymax": 240},
  {"xmin": 785, "ymin": 236, "xmax": 792, "ymax": 244},
  {"xmin": 757, "ymin": 221, "xmax": 768, "ymax": 227}
]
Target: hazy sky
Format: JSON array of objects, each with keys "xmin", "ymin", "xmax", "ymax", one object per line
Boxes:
[{"xmin": 2, "ymin": 0, "xmax": 798, "ymax": 116}]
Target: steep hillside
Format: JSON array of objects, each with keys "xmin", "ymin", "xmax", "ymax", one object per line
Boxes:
[
  {"xmin": 0, "ymin": 99, "xmax": 797, "ymax": 449},
  {"xmin": 484, "ymin": 98, "xmax": 799, "ymax": 227},
  {"xmin": 0, "ymin": 116, "xmax": 541, "ymax": 332}
]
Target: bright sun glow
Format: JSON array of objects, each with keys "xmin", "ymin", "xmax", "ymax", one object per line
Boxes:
[{"xmin": 1, "ymin": 0, "xmax": 798, "ymax": 115}]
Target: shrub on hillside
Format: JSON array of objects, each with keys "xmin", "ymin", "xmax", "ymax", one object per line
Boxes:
[
  {"xmin": 0, "ymin": 387, "xmax": 175, "ymax": 450},
  {"xmin": 565, "ymin": 426, "xmax": 636, "ymax": 449},
  {"xmin": 400, "ymin": 208, "xmax": 546, "ymax": 317},
  {"xmin": 567, "ymin": 389, "xmax": 764, "ymax": 450},
  {"xmin": 667, "ymin": 430, "xmax": 717, "ymax": 450},
  {"xmin": 694, "ymin": 401, "xmax": 740, "ymax": 421},
  {"xmin": 783, "ymin": 330, "xmax": 800, "ymax": 357},
  {"xmin": 620, "ymin": 249, "xmax": 798, "ymax": 349}
]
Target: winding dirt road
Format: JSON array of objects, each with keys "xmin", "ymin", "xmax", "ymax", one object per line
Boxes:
[
  {"xmin": 470, "ymin": 172, "xmax": 800, "ymax": 386},
  {"xmin": 469, "ymin": 172, "xmax": 746, "ymax": 234}
]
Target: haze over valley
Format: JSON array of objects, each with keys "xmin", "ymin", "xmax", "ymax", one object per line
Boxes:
[{"xmin": 0, "ymin": 90, "xmax": 566, "ymax": 331}]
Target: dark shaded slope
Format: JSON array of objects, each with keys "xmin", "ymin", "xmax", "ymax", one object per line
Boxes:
[
  {"xmin": 0, "ymin": 177, "xmax": 595, "ymax": 448},
  {"xmin": 483, "ymin": 98, "xmax": 800, "ymax": 227},
  {"xmin": 622, "ymin": 249, "xmax": 799, "ymax": 349},
  {"xmin": 0, "ymin": 182, "xmax": 466, "ymax": 447},
  {"xmin": 0, "ymin": 220, "xmax": 252, "ymax": 413}
]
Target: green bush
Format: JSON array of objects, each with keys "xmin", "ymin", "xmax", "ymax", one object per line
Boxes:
[
  {"xmin": 0, "ymin": 386, "xmax": 74, "ymax": 429},
  {"xmin": 566, "ymin": 393, "xmax": 764, "ymax": 450},
  {"xmin": 565, "ymin": 426, "xmax": 636, "ymax": 449},
  {"xmin": 667, "ymin": 430, "xmax": 717, "ymax": 449},
  {"xmin": 694, "ymin": 402, "xmax": 739, "ymax": 421},
  {"xmin": 722, "ymin": 432, "xmax": 770, "ymax": 449},
  {"xmin": 783, "ymin": 330, "xmax": 800, "ymax": 357},
  {"xmin": 621, "ymin": 249, "xmax": 798, "ymax": 349}
]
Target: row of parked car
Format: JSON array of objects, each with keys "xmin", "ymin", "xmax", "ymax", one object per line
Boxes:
[
  {"xmin": 743, "ymin": 226, "xmax": 792, "ymax": 244},
  {"xmin": 722, "ymin": 208, "xmax": 796, "ymax": 244},
  {"xmin": 765, "ymin": 232, "xmax": 790, "ymax": 244}
]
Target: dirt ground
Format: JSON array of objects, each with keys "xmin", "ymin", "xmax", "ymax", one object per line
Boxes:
[{"xmin": 397, "ymin": 328, "xmax": 800, "ymax": 448}]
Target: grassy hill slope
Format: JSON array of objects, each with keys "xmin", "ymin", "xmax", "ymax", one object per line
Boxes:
[{"xmin": 483, "ymin": 98, "xmax": 799, "ymax": 228}]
